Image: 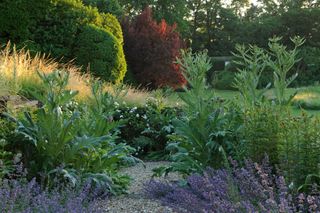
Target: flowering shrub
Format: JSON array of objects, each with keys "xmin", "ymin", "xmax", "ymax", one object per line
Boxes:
[
  {"xmin": 0, "ymin": 177, "xmax": 102, "ymax": 212},
  {"xmin": 146, "ymin": 156, "xmax": 320, "ymax": 212},
  {"xmin": 113, "ymin": 100, "xmax": 182, "ymax": 159},
  {"xmin": 122, "ymin": 7, "xmax": 186, "ymax": 89}
]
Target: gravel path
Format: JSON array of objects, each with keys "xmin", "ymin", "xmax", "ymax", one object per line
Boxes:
[{"xmin": 103, "ymin": 161, "xmax": 180, "ymax": 213}]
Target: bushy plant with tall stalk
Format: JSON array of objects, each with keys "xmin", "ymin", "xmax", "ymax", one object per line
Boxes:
[
  {"xmin": 154, "ymin": 50, "xmax": 232, "ymax": 176},
  {"xmin": 268, "ymin": 36, "xmax": 305, "ymax": 105},
  {"xmin": 233, "ymin": 44, "xmax": 270, "ymax": 107},
  {"xmin": 6, "ymin": 70, "xmax": 137, "ymax": 194}
]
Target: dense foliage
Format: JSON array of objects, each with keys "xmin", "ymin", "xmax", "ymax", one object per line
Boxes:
[
  {"xmin": 153, "ymin": 50, "xmax": 236, "ymax": 176},
  {"xmin": 2, "ymin": 0, "xmax": 320, "ymax": 211},
  {"xmin": 4, "ymin": 71, "xmax": 137, "ymax": 194},
  {"xmin": 114, "ymin": 98, "xmax": 182, "ymax": 159},
  {"xmin": 74, "ymin": 24, "xmax": 126, "ymax": 83},
  {"xmin": 122, "ymin": 7, "xmax": 186, "ymax": 89},
  {"xmin": 232, "ymin": 37, "xmax": 320, "ymax": 187},
  {"xmin": 119, "ymin": 1, "xmax": 320, "ymax": 86},
  {"xmin": 83, "ymin": 0, "xmax": 123, "ymax": 17},
  {"xmin": 0, "ymin": 176, "xmax": 102, "ymax": 212},
  {"xmin": 0, "ymin": 0, "xmax": 126, "ymax": 83},
  {"xmin": 146, "ymin": 156, "xmax": 320, "ymax": 212}
]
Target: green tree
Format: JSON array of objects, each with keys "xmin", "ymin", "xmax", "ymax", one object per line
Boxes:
[
  {"xmin": 119, "ymin": 0, "xmax": 190, "ymax": 37},
  {"xmin": 83, "ymin": 0, "xmax": 123, "ymax": 17}
]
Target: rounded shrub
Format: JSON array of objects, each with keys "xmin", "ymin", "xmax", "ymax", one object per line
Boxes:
[
  {"xmin": 75, "ymin": 24, "xmax": 126, "ymax": 83},
  {"xmin": 0, "ymin": 0, "xmax": 50, "ymax": 44},
  {"xmin": 0, "ymin": 0, "xmax": 127, "ymax": 83},
  {"xmin": 0, "ymin": 0, "xmax": 30, "ymax": 43},
  {"xmin": 83, "ymin": 0, "xmax": 123, "ymax": 17},
  {"xmin": 101, "ymin": 13, "xmax": 124, "ymax": 43}
]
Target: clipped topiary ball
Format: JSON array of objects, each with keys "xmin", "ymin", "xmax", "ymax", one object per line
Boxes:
[{"xmin": 75, "ymin": 24, "xmax": 126, "ymax": 83}]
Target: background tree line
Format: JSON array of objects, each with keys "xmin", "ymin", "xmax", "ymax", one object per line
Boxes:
[{"xmin": 108, "ymin": 0, "xmax": 319, "ymax": 56}]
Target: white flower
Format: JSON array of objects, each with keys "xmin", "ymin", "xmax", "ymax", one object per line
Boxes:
[
  {"xmin": 142, "ymin": 114, "xmax": 148, "ymax": 120},
  {"xmin": 120, "ymin": 115, "xmax": 124, "ymax": 118},
  {"xmin": 136, "ymin": 114, "xmax": 140, "ymax": 118}
]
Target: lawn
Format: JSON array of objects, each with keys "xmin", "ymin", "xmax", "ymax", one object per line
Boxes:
[{"xmin": 211, "ymin": 86, "xmax": 320, "ymax": 116}]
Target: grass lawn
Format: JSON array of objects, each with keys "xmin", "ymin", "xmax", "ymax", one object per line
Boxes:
[{"xmin": 203, "ymin": 86, "xmax": 320, "ymax": 116}]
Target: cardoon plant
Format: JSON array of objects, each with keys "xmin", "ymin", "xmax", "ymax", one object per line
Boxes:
[{"xmin": 145, "ymin": 156, "xmax": 320, "ymax": 212}]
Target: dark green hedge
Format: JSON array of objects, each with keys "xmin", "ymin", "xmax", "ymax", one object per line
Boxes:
[{"xmin": 0, "ymin": 0, "xmax": 126, "ymax": 83}]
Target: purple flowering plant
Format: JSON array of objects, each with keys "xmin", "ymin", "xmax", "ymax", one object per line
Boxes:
[{"xmin": 145, "ymin": 156, "xmax": 320, "ymax": 212}]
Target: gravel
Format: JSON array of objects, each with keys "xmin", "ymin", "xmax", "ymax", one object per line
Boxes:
[{"xmin": 102, "ymin": 161, "xmax": 180, "ymax": 213}]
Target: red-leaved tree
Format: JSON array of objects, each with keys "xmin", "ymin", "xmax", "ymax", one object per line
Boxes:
[{"xmin": 122, "ymin": 7, "xmax": 186, "ymax": 89}]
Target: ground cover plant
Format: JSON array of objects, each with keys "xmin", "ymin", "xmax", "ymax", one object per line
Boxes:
[
  {"xmin": 0, "ymin": 177, "xmax": 102, "ymax": 212},
  {"xmin": 146, "ymin": 156, "xmax": 320, "ymax": 212}
]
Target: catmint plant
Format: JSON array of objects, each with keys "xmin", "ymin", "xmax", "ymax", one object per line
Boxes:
[{"xmin": 146, "ymin": 156, "xmax": 320, "ymax": 213}]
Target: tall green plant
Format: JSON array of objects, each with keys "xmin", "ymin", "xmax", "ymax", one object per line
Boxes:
[
  {"xmin": 233, "ymin": 44, "xmax": 270, "ymax": 107},
  {"xmin": 154, "ymin": 50, "xmax": 231, "ymax": 176},
  {"xmin": 7, "ymin": 70, "xmax": 136, "ymax": 194},
  {"xmin": 278, "ymin": 112, "xmax": 320, "ymax": 188},
  {"xmin": 268, "ymin": 36, "xmax": 305, "ymax": 105}
]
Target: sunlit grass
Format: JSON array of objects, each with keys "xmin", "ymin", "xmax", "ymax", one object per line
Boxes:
[
  {"xmin": 0, "ymin": 42, "xmax": 160, "ymax": 105},
  {"xmin": 0, "ymin": 42, "xmax": 92, "ymax": 101},
  {"xmin": 2, "ymin": 41, "xmax": 319, "ymax": 113}
]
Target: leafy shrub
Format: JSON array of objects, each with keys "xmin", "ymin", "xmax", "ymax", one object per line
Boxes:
[
  {"xmin": 74, "ymin": 24, "xmax": 126, "ymax": 83},
  {"xmin": 101, "ymin": 13, "xmax": 124, "ymax": 43},
  {"xmin": 268, "ymin": 37, "xmax": 305, "ymax": 105},
  {"xmin": 0, "ymin": 0, "xmax": 50, "ymax": 44},
  {"xmin": 232, "ymin": 44, "xmax": 270, "ymax": 107},
  {"xmin": 0, "ymin": 117, "xmax": 20, "ymax": 179},
  {"xmin": 122, "ymin": 7, "xmax": 186, "ymax": 89},
  {"xmin": 6, "ymin": 71, "xmax": 136, "ymax": 194},
  {"xmin": 83, "ymin": 0, "xmax": 123, "ymax": 17},
  {"xmin": 211, "ymin": 70, "xmax": 237, "ymax": 90},
  {"xmin": 241, "ymin": 104, "xmax": 281, "ymax": 165},
  {"xmin": 0, "ymin": 177, "xmax": 102, "ymax": 212},
  {"xmin": 153, "ymin": 50, "xmax": 234, "ymax": 176},
  {"xmin": 146, "ymin": 156, "xmax": 320, "ymax": 212},
  {"xmin": 294, "ymin": 47, "xmax": 320, "ymax": 86},
  {"xmin": 233, "ymin": 36, "xmax": 320, "ymax": 188},
  {"xmin": 278, "ymin": 112, "xmax": 320, "ymax": 188},
  {"xmin": 114, "ymin": 100, "xmax": 182, "ymax": 159},
  {"xmin": 0, "ymin": 0, "xmax": 127, "ymax": 83}
]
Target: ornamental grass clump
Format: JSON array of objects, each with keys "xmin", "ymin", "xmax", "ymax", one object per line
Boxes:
[{"xmin": 146, "ymin": 156, "xmax": 320, "ymax": 212}]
